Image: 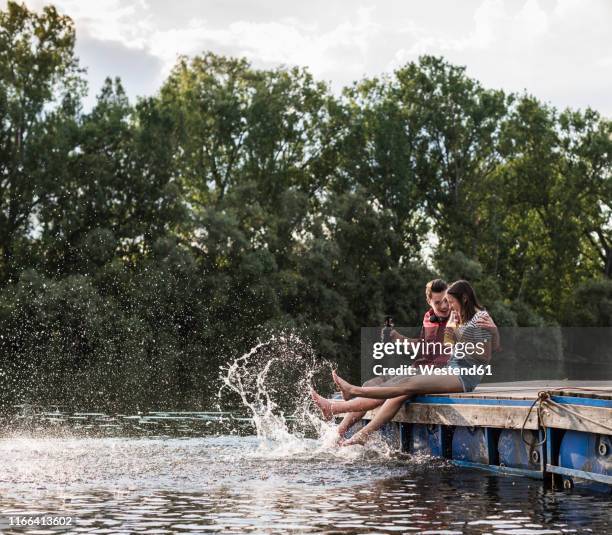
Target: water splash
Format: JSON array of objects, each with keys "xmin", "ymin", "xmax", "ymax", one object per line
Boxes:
[
  {"xmin": 218, "ymin": 333, "xmax": 330, "ymax": 445},
  {"xmin": 217, "ymin": 332, "xmax": 397, "ymax": 459}
]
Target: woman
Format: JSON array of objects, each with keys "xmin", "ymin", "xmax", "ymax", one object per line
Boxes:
[{"xmin": 311, "ymin": 280, "xmax": 494, "ymax": 445}]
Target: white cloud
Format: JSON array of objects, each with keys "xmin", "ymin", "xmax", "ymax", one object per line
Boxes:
[
  {"xmin": 517, "ymin": 0, "xmax": 549, "ymax": 39},
  {"xmin": 4, "ymin": 0, "xmax": 612, "ymax": 116},
  {"xmin": 392, "ymin": 0, "xmax": 549, "ymax": 61},
  {"xmin": 388, "ymin": 0, "xmax": 612, "ymax": 114},
  {"xmin": 143, "ymin": 5, "xmax": 381, "ymax": 83},
  {"xmin": 24, "ymin": 0, "xmax": 150, "ymax": 45}
]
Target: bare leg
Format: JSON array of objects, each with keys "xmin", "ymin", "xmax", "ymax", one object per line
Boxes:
[
  {"xmin": 333, "ymin": 370, "xmax": 353, "ymax": 401},
  {"xmin": 335, "ymin": 375, "xmax": 413, "ymax": 436},
  {"xmin": 333, "ymin": 370, "xmax": 387, "ymax": 401},
  {"xmin": 312, "ymin": 371, "xmax": 419, "ymax": 419},
  {"xmin": 337, "ymin": 411, "xmax": 366, "ymax": 436},
  {"xmin": 342, "ymin": 396, "xmax": 409, "ymax": 445},
  {"xmin": 311, "ymin": 389, "xmax": 385, "ymax": 419},
  {"xmin": 335, "ymin": 377, "xmax": 384, "ymax": 433},
  {"xmin": 333, "ymin": 370, "xmax": 354, "ymax": 400},
  {"xmin": 342, "ymin": 375, "xmax": 463, "ymax": 445},
  {"xmin": 334, "ymin": 370, "xmax": 460, "ymax": 400}
]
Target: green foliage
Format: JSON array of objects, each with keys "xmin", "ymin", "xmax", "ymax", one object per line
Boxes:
[
  {"xmin": 0, "ymin": 2, "xmax": 611, "ymax": 410},
  {"xmin": 563, "ymin": 279, "xmax": 612, "ymax": 326},
  {"xmin": 0, "ymin": 1, "xmax": 84, "ymax": 281}
]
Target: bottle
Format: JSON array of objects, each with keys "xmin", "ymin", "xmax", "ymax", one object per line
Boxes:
[{"xmin": 381, "ymin": 315, "xmax": 394, "ymax": 343}]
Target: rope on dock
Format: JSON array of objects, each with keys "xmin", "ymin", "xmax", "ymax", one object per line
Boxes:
[
  {"xmin": 521, "ymin": 392, "xmax": 549, "ymax": 448},
  {"xmin": 521, "ymin": 390, "xmax": 612, "ymax": 449}
]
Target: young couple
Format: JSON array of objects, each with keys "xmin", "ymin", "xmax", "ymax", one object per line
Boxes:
[{"xmin": 311, "ymin": 279, "xmax": 500, "ymax": 446}]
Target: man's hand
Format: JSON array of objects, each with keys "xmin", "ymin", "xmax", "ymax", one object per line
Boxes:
[
  {"xmin": 475, "ymin": 314, "xmax": 496, "ymax": 331},
  {"xmin": 475, "ymin": 313, "xmax": 501, "ymax": 351}
]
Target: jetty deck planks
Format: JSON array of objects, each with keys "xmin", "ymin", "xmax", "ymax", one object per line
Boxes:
[
  {"xmin": 439, "ymin": 380, "xmax": 612, "ymax": 399},
  {"xmin": 361, "ymin": 380, "xmax": 612, "ymax": 435}
]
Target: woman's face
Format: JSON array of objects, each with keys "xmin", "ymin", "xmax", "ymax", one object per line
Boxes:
[{"xmin": 447, "ymin": 293, "xmax": 462, "ymax": 317}]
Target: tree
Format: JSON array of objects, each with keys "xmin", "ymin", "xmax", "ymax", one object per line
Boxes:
[
  {"xmin": 558, "ymin": 109, "xmax": 612, "ymax": 278},
  {"xmin": 0, "ymin": 1, "xmax": 84, "ymax": 282},
  {"xmin": 37, "ymin": 77, "xmax": 184, "ymax": 276},
  {"xmin": 394, "ymin": 56, "xmax": 509, "ymax": 256}
]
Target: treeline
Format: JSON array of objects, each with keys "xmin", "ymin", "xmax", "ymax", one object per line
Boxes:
[{"xmin": 0, "ymin": 2, "xmax": 611, "ymax": 410}]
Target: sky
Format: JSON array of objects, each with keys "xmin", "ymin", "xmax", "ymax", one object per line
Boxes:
[{"xmin": 8, "ymin": 0, "xmax": 612, "ymax": 116}]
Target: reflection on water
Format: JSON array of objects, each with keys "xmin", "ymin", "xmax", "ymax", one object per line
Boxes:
[{"xmin": 0, "ymin": 414, "xmax": 611, "ymax": 534}]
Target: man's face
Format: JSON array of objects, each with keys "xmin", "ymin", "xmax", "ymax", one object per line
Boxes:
[{"xmin": 428, "ymin": 290, "xmax": 449, "ymax": 318}]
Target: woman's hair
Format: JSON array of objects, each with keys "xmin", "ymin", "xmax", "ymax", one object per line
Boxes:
[{"xmin": 446, "ymin": 280, "xmax": 483, "ymax": 323}]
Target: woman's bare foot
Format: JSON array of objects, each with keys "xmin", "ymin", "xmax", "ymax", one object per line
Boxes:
[
  {"xmin": 332, "ymin": 369, "xmax": 352, "ymax": 401},
  {"xmin": 341, "ymin": 431, "xmax": 368, "ymax": 446},
  {"xmin": 336, "ymin": 423, "xmax": 350, "ymax": 438},
  {"xmin": 310, "ymin": 388, "xmax": 334, "ymax": 421},
  {"xmin": 332, "ymin": 370, "xmax": 355, "ymax": 401}
]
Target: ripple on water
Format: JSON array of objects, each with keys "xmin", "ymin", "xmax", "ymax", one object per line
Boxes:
[{"xmin": 0, "ymin": 433, "xmax": 610, "ymax": 534}]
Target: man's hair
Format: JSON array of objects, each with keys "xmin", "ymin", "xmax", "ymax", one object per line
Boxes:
[{"xmin": 425, "ymin": 278, "xmax": 448, "ymax": 300}]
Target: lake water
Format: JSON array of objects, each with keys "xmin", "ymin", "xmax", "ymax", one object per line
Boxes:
[{"xmin": 0, "ymin": 412, "xmax": 611, "ymax": 534}]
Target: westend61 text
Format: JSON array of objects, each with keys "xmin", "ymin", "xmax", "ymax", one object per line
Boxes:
[
  {"xmin": 372, "ymin": 364, "xmax": 493, "ymax": 377},
  {"xmin": 372, "ymin": 340, "xmax": 486, "ymax": 360}
]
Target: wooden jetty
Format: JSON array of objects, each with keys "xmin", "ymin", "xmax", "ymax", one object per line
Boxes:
[{"xmin": 353, "ymin": 380, "xmax": 612, "ymax": 491}]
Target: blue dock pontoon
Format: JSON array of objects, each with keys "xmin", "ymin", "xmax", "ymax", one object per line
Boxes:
[{"xmin": 350, "ymin": 380, "xmax": 612, "ymax": 492}]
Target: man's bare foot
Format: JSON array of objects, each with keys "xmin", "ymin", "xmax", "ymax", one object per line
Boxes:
[
  {"xmin": 341, "ymin": 431, "xmax": 368, "ymax": 446},
  {"xmin": 310, "ymin": 388, "xmax": 334, "ymax": 421},
  {"xmin": 332, "ymin": 370, "xmax": 355, "ymax": 401}
]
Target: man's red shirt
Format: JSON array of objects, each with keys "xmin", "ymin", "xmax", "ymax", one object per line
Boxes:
[{"xmin": 413, "ymin": 308, "xmax": 449, "ymax": 367}]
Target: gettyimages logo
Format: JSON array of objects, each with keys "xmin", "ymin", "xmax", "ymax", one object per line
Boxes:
[
  {"xmin": 360, "ymin": 318, "xmax": 494, "ymax": 383},
  {"xmin": 372, "ymin": 339, "xmax": 487, "ymax": 360},
  {"xmin": 362, "ymin": 324, "xmax": 612, "ymax": 384},
  {"xmin": 368, "ymin": 337, "xmax": 492, "ymax": 379}
]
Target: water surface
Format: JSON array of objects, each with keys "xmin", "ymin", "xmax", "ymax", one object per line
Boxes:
[{"xmin": 1, "ymin": 414, "xmax": 610, "ymax": 534}]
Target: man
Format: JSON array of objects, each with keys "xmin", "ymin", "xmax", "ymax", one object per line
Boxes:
[
  {"xmin": 394, "ymin": 278, "xmax": 453, "ymax": 368},
  {"xmin": 332, "ymin": 278, "xmax": 499, "ymax": 437}
]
